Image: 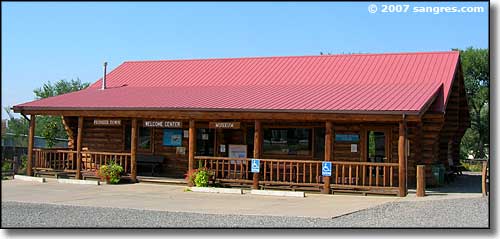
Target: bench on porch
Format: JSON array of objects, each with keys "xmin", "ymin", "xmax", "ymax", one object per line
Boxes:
[{"xmin": 137, "ymin": 154, "xmax": 164, "ymax": 176}]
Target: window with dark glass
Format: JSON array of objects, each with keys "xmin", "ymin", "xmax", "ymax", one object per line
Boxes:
[
  {"xmin": 263, "ymin": 128, "xmax": 311, "ymax": 156},
  {"xmin": 368, "ymin": 131, "xmax": 385, "ymax": 162},
  {"xmin": 138, "ymin": 127, "xmax": 151, "ymax": 150},
  {"xmin": 124, "ymin": 126, "xmax": 131, "ymax": 150}
]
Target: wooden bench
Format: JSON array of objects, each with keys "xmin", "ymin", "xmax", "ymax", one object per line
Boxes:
[{"xmin": 137, "ymin": 155, "xmax": 164, "ymax": 176}]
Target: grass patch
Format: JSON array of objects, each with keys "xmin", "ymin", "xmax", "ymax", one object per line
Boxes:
[{"xmin": 461, "ymin": 161, "xmax": 483, "ymax": 172}]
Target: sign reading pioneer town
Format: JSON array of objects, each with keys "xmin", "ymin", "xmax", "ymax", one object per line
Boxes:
[
  {"xmin": 209, "ymin": 122, "xmax": 241, "ymax": 129},
  {"xmin": 143, "ymin": 120, "xmax": 182, "ymax": 128},
  {"xmin": 93, "ymin": 119, "xmax": 121, "ymax": 126}
]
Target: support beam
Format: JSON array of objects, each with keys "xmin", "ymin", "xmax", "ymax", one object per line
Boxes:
[
  {"xmin": 323, "ymin": 121, "xmax": 333, "ymax": 194},
  {"xmin": 188, "ymin": 120, "xmax": 196, "ymax": 187},
  {"xmin": 252, "ymin": 120, "xmax": 262, "ymax": 189},
  {"xmin": 130, "ymin": 118, "xmax": 138, "ymax": 182},
  {"xmin": 482, "ymin": 161, "xmax": 488, "ymax": 197},
  {"xmin": 75, "ymin": 116, "xmax": 83, "ymax": 179},
  {"xmin": 26, "ymin": 115, "xmax": 36, "ymax": 176},
  {"xmin": 416, "ymin": 165, "xmax": 425, "ymax": 197},
  {"xmin": 398, "ymin": 120, "xmax": 407, "ymax": 197}
]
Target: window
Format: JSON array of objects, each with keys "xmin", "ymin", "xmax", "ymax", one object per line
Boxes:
[
  {"xmin": 263, "ymin": 128, "xmax": 311, "ymax": 156},
  {"xmin": 124, "ymin": 125, "xmax": 131, "ymax": 150},
  {"xmin": 123, "ymin": 124, "xmax": 152, "ymax": 151},
  {"xmin": 138, "ymin": 127, "xmax": 151, "ymax": 150},
  {"xmin": 368, "ymin": 131, "xmax": 385, "ymax": 162}
]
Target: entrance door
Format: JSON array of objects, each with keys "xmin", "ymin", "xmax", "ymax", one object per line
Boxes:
[
  {"xmin": 196, "ymin": 128, "xmax": 215, "ymax": 156},
  {"xmin": 366, "ymin": 130, "xmax": 389, "ymax": 163}
]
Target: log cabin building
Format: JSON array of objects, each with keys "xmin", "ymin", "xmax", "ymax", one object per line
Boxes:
[{"xmin": 13, "ymin": 51, "xmax": 470, "ymax": 196}]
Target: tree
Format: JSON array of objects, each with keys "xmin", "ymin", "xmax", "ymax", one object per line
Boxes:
[
  {"xmin": 3, "ymin": 107, "xmax": 29, "ymax": 147},
  {"xmin": 457, "ymin": 47, "xmax": 489, "ymax": 159},
  {"xmin": 33, "ymin": 78, "xmax": 90, "ymax": 148}
]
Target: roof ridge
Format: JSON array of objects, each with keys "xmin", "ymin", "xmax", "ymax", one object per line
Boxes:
[{"xmin": 123, "ymin": 51, "xmax": 459, "ymax": 64}]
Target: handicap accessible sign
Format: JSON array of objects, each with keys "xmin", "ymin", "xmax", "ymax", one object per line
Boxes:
[
  {"xmin": 322, "ymin": 162, "xmax": 332, "ymax": 176},
  {"xmin": 251, "ymin": 159, "xmax": 260, "ymax": 173}
]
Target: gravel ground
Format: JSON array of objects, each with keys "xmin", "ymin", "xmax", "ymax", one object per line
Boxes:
[{"xmin": 1, "ymin": 197, "xmax": 489, "ymax": 228}]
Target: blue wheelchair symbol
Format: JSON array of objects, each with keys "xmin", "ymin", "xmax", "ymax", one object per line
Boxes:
[
  {"xmin": 251, "ymin": 159, "xmax": 260, "ymax": 173},
  {"xmin": 322, "ymin": 162, "xmax": 332, "ymax": 176}
]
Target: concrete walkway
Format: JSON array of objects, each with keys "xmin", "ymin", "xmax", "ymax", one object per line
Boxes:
[{"xmin": 1, "ymin": 173, "xmax": 484, "ymax": 219}]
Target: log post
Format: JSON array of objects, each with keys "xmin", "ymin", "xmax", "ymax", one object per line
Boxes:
[
  {"xmin": 416, "ymin": 165, "xmax": 425, "ymax": 197},
  {"xmin": 188, "ymin": 120, "xmax": 196, "ymax": 187},
  {"xmin": 130, "ymin": 118, "xmax": 138, "ymax": 182},
  {"xmin": 482, "ymin": 161, "xmax": 488, "ymax": 196},
  {"xmin": 323, "ymin": 121, "xmax": 333, "ymax": 194},
  {"xmin": 252, "ymin": 120, "xmax": 262, "ymax": 189},
  {"xmin": 75, "ymin": 116, "xmax": 83, "ymax": 179},
  {"xmin": 26, "ymin": 115, "xmax": 36, "ymax": 176},
  {"xmin": 398, "ymin": 120, "xmax": 407, "ymax": 197}
]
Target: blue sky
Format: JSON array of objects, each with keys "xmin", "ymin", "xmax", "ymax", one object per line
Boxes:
[{"xmin": 2, "ymin": 2, "xmax": 488, "ymax": 119}]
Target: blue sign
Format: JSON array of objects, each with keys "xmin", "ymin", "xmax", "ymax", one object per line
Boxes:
[
  {"xmin": 335, "ymin": 134, "xmax": 360, "ymax": 142},
  {"xmin": 322, "ymin": 162, "xmax": 332, "ymax": 176},
  {"xmin": 251, "ymin": 159, "xmax": 260, "ymax": 173},
  {"xmin": 163, "ymin": 129, "xmax": 183, "ymax": 146}
]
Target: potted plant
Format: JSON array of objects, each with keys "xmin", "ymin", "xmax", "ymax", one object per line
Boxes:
[{"xmin": 97, "ymin": 160, "xmax": 123, "ymax": 184}]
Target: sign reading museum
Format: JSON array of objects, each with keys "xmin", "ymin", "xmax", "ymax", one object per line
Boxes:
[{"xmin": 209, "ymin": 122, "xmax": 241, "ymax": 129}]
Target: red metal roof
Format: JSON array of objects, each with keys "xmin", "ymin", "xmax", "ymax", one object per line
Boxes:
[{"xmin": 14, "ymin": 51, "xmax": 460, "ymax": 114}]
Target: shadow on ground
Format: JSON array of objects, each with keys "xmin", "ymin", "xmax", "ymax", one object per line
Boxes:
[{"xmin": 428, "ymin": 172, "xmax": 482, "ymax": 194}]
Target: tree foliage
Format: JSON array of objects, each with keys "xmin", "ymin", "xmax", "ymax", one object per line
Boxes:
[
  {"xmin": 3, "ymin": 78, "xmax": 90, "ymax": 148},
  {"xmin": 457, "ymin": 47, "xmax": 489, "ymax": 159},
  {"xmin": 33, "ymin": 78, "xmax": 90, "ymax": 148},
  {"xmin": 33, "ymin": 78, "xmax": 90, "ymax": 99},
  {"xmin": 3, "ymin": 107, "xmax": 29, "ymax": 147}
]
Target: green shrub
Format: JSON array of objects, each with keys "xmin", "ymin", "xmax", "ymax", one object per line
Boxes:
[
  {"xmin": 18, "ymin": 155, "xmax": 28, "ymax": 175},
  {"xmin": 194, "ymin": 169, "xmax": 210, "ymax": 187},
  {"xmin": 461, "ymin": 162, "xmax": 483, "ymax": 172},
  {"xmin": 184, "ymin": 167, "xmax": 213, "ymax": 187},
  {"xmin": 98, "ymin": 160, "xmax": 123, "ymax": 184},
  {"xmin": 2, "ymin": 161, "xmax": 11, "ymax": 172}
]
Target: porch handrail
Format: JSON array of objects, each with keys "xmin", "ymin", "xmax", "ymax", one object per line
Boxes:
[
  {"xmin": 33, "ymin": 148, "xmax": 76, "ymax": 153},
  {"xmin": 195, "ymin": 156, "xmax": 398, "ymax": 166},
  {"xmin": 83, "ymin": 151, "xmax": 131, "ymax": 156}
]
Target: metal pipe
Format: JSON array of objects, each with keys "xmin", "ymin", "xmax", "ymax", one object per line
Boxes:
[{"xmin": 102, "ymin": 62, "xmax": 108, "ymax": 90}]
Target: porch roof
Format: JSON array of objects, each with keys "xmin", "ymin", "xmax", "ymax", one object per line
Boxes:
[{"xmin": 13, "ymin": 51, "xmax": 460, "ymax": 115}]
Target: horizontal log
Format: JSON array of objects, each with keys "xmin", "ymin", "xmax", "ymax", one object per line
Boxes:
[{"xmin": 330, "ymin": 184, "xmax": 399, "ymax": 191}]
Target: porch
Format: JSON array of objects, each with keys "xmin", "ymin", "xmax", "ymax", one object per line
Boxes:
[{"xmin": 25, "ymin": 116, "xmax": 408, "ymax": 196}]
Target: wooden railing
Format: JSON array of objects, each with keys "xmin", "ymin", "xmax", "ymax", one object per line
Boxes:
[
  {"xmin": 330, "ymin": 161, "xmax": 399, "ymax": 190},
  {"xmin": 195, "ymin": 156, "xmax": 252, "ymax": 183},
  {"xmin": 194, "ymin": 156, "xmax": 399, "ymax": 192},
  {"xmin": 32, "ymin": 148, "xmax": 132, "ymax": 174},
  {"xmin": 33, "ymin": 148, "xmax": 77, "ymax": 171},
  {"xmin": 81, "ymin": 151, "xmax": 132, "ymax": 174},
  {"xmin": 260, "ymin": 159, "xmax": 323, "ymax": 186}
]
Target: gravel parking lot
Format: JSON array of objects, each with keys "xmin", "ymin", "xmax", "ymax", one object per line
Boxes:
[{"xmin": 2, "ymin": 197, "xmax": 488, "ymax": 228}]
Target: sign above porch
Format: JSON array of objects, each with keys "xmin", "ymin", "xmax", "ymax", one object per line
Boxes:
[
  {"xmin": 143, "ymin": 120, "xmax": 182, "ymax": 128},
  {"xmin": 93, "ymin": 119, "xmax": 121, "ymax": 126},
  {"xmin": 209, "ymin": 122, "xmax": 241, "ymax": 129}
]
